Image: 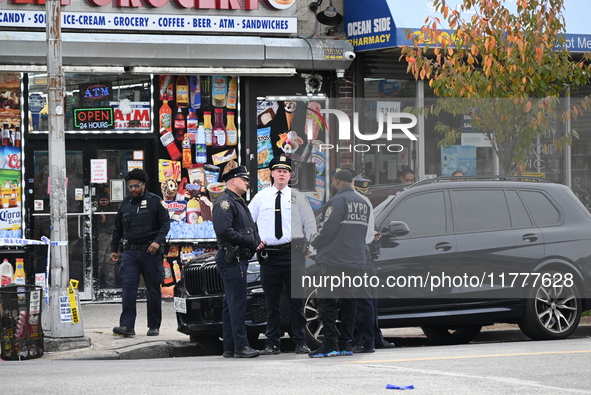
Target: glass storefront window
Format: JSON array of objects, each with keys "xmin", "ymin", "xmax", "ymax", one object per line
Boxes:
[
  {"xmin": 27, "ymin": 74, "xmax": 151, "ymax": 133},
  {"xmin": 362, "ymin": 78, "xmax": 416, "ymax": 185}
]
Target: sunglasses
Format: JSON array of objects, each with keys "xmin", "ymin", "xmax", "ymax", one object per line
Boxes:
[{"xmin": 127, "ymin": 183, "xmax": 144, "ymax": 189}]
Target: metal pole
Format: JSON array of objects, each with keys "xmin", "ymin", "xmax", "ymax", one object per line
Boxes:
[{"xmin": 43, "ymin": 0, "xmax": 84, "ymax": 338}]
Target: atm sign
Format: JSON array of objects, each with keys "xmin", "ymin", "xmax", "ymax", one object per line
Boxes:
[{"xmin": 74, "ymin": 107, "xmax": 114, "ymax": 130}]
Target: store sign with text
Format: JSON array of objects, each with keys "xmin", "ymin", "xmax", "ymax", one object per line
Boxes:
[
  {"xmin": 74, "ymin": 107, "xmax": 114, "ymax": 130},
  {"xmin": 0, "ymin": 0, "xmax": 296, "ymax": 34},
  {"xmin": 110, "ymin": 101, "xmax": 151, "ymax": 130}
]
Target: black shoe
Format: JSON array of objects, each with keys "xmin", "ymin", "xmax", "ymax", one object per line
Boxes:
[
  {"xmin": 222, "ymin": 351, "xmax": 235, "ymax": 358},
  {"xmin": 375, "ymin": 340, "xmax": 395, "ymax": 349},
  {"xmin": 113, "ymin": 326, "xmax": 135, "ymax": 337},
  {"xmin": 352, "ymin": 345, "xmax": 376, "ymax": 353},
  {"xmin": 294, "ymin": 344, "xmax": 311, "ymax": 354},
  {"xmin": 147, "ymin": 328, "xmax": 159, "ymax": 336},
  {"xmin": 260, "ymin": 345, "xmax": 281, "ymax": 355},
  {"xmin": 234, "ymin": 346, "xmax": 260, "ymax": 358},
  {"xmin": 309, "ymin": 345, "xmax": 340, "ymax": 358}
]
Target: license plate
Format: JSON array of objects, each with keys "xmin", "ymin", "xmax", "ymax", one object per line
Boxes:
[{"xmin": 174, "ymin": 297, "xmax": 187, "ymax": 314}]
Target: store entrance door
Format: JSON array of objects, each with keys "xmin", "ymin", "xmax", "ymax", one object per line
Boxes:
[{"xmin": 27, "ymin": 138, "xmax": 154, "ymax": 300}]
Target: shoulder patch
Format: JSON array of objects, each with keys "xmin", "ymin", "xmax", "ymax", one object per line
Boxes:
[
  {"xmin": 220, "ymin": 200, "xmax": 231, "ymax": 211},
  {"xmin": 324, "ymin": 206, "xmax": 334, "ymax": 221}
]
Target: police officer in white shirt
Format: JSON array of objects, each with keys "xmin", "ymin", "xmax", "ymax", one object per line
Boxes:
[{"xmin": 249, "ymin": 155, "xmax": 317, "ymax": 355}]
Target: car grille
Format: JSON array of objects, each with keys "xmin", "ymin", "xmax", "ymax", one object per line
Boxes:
[{"xmin": 184, "ymin": 263, "xmax": 224, "ymax": 296}]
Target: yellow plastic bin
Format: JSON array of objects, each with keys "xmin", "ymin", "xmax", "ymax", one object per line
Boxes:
[{"xmin": 0, "ymin": 285, "xmax": 44, "ymax": 360}]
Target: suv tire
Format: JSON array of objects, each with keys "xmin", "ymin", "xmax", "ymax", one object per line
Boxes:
[
  {"xmin": 518, "ymin": 271, "xmax": 581, "ymax": 340},
  {"xmin": 421, "ymin": 325, "xmax": 482, "ymax": 345}
]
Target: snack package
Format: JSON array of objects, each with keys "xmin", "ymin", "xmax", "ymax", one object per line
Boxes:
[
  {"xmin": 257, "ymin": 101, "xmax": 279, "ymax": 125},
  {"xmin": 258, "ymin": 168, "xmax": 271, "ymax": 191},
  {"xmin": 159, "ymin": 75, "xmax": 174, "ymax": 101},
  {"xmin": 158, "ymin": 159, "xmax": 181, "ymax": 182},
  {"xmin": 257, "ymin": 127, "xmax": 274, "ymax": 169},
  {"xmin": 212, "ymin": 148, "xmax": 238, "ymax": 166},
  {"xmin": 187, "ymin": 164, "xmax": 205, "ymax": 188}
]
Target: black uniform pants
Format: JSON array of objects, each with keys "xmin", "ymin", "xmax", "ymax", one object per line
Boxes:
[
  {"xmin": 260, "ymin": 249, "xmax": 306, "ymax": 347},
  {"xmin": 118, "ymin": 249, "xmax": 164, "ymax": 330},
  {"xmin": 216, "ymin": 250, "xmax": 250, "ymax": 352},
  {"xmin": 316, "ymin": 265, "xmax": 366, "ymax": 350}
]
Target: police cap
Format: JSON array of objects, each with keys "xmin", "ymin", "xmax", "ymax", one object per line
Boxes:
[
  {"xmin": 222, "ymin": 165, "xmax": 250, "ymax": 182},
  {"xmin": 269, "ymin": 155, "xmax": 292, "ymax": 171}
]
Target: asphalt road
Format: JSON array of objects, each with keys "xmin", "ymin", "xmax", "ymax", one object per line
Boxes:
[{"xmin": 3, "ymin": 337, "xmax": 590, "ymax": 394}]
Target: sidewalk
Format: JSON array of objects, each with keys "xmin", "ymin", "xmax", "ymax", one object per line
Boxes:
[{"xmin": 41, "ymin": 301, "xmax": 591, "ymax": 360}]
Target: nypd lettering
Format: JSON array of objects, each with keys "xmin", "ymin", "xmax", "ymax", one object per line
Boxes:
[{"xmin": 343, "ymin": 201, "xmax": 368, "ymax": 224}]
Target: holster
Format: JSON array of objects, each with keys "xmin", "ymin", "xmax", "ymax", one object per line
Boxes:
[
  {"xmin": 292, "ymin": 238, "xmax": 309, "ymax": 255},
  {"xmin": 224, "ymin": 244, "xmax": 241, "ymax": 264}
]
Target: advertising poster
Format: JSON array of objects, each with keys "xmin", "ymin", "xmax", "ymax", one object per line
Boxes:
[
  {"xmin": 441, "ymin": 145, "xmax": 477, "ymax": 176},
  {"xmin": 255, "ymin": 99, "xmax": 326, "ymax": 210}
]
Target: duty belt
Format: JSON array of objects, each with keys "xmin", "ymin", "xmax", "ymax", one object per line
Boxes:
[
  {"xmin": 128, "ymin": 243, "xmax": 151, "ymax": 251},
  {"xmin": 265, "ymin": 242, "xmax": 291, "ymax": 252}
]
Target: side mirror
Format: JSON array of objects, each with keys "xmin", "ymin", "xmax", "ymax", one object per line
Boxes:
[{"xmin": 387, "ymin": 221, "xmax": 410, "ymax": 237}]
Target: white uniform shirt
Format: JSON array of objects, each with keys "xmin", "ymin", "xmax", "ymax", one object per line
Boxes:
[{"xmin": 249, "ymin": 185, "xmax": 317, "ymax": 246}]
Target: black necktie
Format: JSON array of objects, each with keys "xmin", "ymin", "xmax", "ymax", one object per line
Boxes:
[{"xmin": 275, "ymin": 190, "xmax": 283, "ymax": 239}]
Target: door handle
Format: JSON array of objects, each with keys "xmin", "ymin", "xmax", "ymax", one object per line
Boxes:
[
  {"xmin": 522, "ymin": 233, "xmax": 538, "ymax": 242},
  {"xmin": 435, "ymin": 242, "xmax": 452, "ymax": 251}
]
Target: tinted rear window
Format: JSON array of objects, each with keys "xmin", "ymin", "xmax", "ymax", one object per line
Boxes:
[
  {"xmin": 452, "ymin": 189, "xmax": 511, "ymax": 232},
  {"xmin": 520, "ymin": 190, "xmax": 560, "ymax": 226}
]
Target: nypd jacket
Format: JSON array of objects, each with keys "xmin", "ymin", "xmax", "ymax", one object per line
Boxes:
[
  {"xmin": 110, "ymin": 191, "xmax": 170, "ymax": 253},
  {"xmin": 212, "ymin": 189, "xmax": 260, "ymax": 251},
  {"xmin": 312, "ymin": 185, "xmax": 370, "ymax": 269}
]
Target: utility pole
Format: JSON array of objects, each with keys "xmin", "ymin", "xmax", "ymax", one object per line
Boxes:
[{"xmin": 42, "ymin": 0, "xmax": 84, "ymax": 338}]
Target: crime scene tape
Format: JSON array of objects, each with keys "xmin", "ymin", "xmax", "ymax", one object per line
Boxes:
[{"xmin": 67, "ymin": 279, "xmax": 81, "ymax": 324}]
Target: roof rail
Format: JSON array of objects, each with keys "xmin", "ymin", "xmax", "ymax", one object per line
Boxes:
[{"xmin": 412, "ymin": 175, "xmax": 553, "ymax": 188}]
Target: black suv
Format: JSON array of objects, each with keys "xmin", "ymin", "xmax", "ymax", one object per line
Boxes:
[{"xmin": 175, "ymin": 176, "xmax": 591, "ymax": 351}]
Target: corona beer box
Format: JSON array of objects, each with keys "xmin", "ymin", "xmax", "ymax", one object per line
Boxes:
[{"xmin": 0, "ymin": 146, "xmax": 21, "ymax": 170}]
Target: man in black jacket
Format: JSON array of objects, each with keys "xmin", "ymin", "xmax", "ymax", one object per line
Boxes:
[
  {"xmin": 110, "ymin": 168, "xmax": 170, "ymax": 337},
  {"xmin": 310, "ymin": 170, "xmax": 371, "ymax": 358},
  {"xmin": 212, "ymin": 165, "xmax": 264, "ymax": 358}
]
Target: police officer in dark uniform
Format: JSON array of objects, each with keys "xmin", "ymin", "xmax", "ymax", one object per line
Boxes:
[
  {"xmin": 110, "ymin": 168, "xmax": 170, "ymax": 337},
  {"xmin": 309, "ymin": 170, "xmax": 371, "ymax": 358},
  {"xmin": 212, "ymin": 165, "xmax": 263, "ymax": 358}
]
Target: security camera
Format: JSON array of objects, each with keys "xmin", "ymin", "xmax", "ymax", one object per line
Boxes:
[
  {"xmin": 344, "ymin": 51, "xmax": 356, "ymax": 60},
  {"xmin": 336, "ymin": 69, "xmax": 345, "ymax": 79}
]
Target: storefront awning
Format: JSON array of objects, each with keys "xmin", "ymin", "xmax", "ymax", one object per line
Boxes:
[{"xmin": 0, "ymin": 31, "xmax": 353, "ymax": 73}]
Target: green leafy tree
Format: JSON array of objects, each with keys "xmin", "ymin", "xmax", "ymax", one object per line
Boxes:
[{"xmin": 401, "ymin": 0, "xmax": 591, "ymax": 174}]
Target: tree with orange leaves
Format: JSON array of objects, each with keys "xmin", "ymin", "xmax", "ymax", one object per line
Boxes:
[{"xmin": 401, "ymin": 0, "xmax": 591, "ymax": 174}]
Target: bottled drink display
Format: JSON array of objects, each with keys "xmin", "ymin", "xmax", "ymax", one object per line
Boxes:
[
  {"xmin": 203, "ymin": 111, "xmax": 213, "ymax": 146},
  {"xmin": 227, "ymin": 77, "xmax": 237, "ymax": 109},
  {"xmin": 212, "ymin": 108, "xmax": 226, "ymax": 148},
  {"xmin": 13, "ymin": 258, "xmax": 25, "ymax": 285},
  {"xmin": 182, "ymin": 133, "xmax": 192, "ymax": 168},
  {"xmin": 187, "ymin": 108, "xmax": 198, "ymax": 144},
  {"xmin": 190, "ymin": 76, "xmax": 201, "ymax": 109},
  {"xmin": 176, "ymin": 75, "xmax": 189, "ymax": 108},
  {"xmin": 174, "ymin": 107, "xmax": 186, "ymax": 142},
  {"xmin": 159, "ymin": 100, "xmax": 172, "ymax": 134},
  {"xmin": 195, "ymin": 122, "xmax": 207, "ymax": 164},
  {"xmin": 200, "ymin": 76, "xmax": 211, "ymax": 107},
  {"xmin": 225, "ymin": 111, "xmax": 238, "ymax": 146},
  {"xmin": 212, "ymin": 76, "xmax": 227, "ymax": 108}
]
